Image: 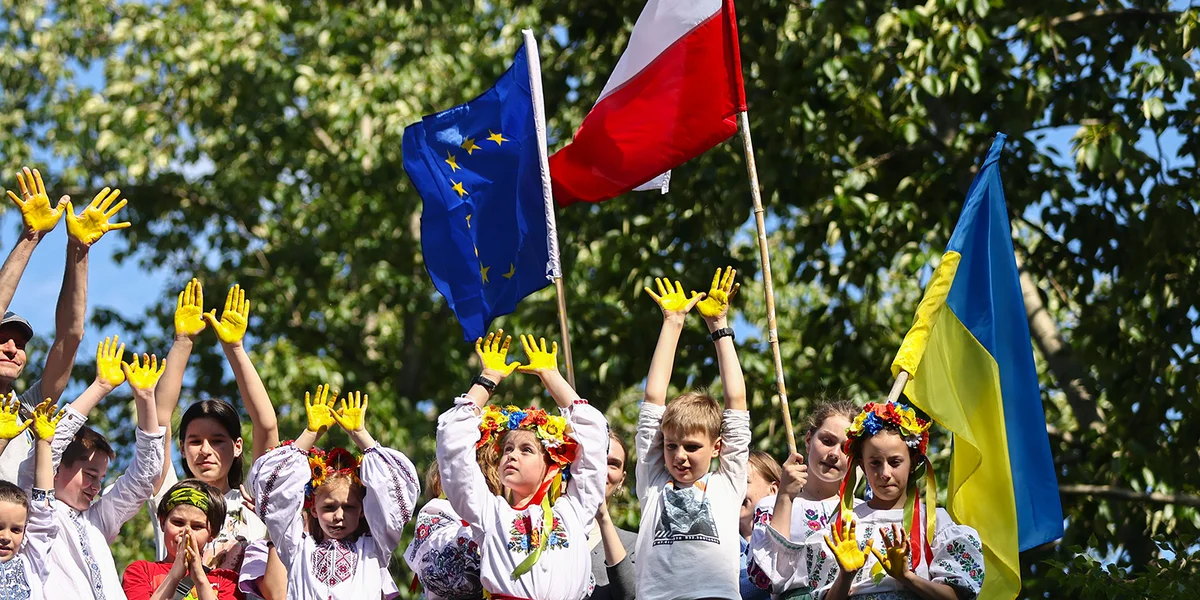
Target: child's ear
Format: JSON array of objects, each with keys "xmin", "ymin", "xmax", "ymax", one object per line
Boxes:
[
  {"xmin": 712, "ymin": 437, "xmax": 723, "ymax": 458},
  {"xmin": 233, "ymin": 437, "xmax": 244, "ymax": 458}
]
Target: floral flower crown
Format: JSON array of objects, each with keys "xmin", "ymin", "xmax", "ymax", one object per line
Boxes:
[
  {"xmin": 303, "ymin": 447, "xmax": 361, "ymax": 508},
  {"xmin": 476, "ymin": 404, "xmax": 578, "ymax": 467},
  {"xmin": 844, "ymin": 400, "xmax": 931, "ymax": 455}
]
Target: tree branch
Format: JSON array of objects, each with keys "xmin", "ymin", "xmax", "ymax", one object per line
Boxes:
[
  {"xmin": 1060, "ymin": 484, "xmax": 1200, "ymax": 508},
  {"xmin": 1029, "ymin": 8, "xmax": 1181, "ymax": 32}
]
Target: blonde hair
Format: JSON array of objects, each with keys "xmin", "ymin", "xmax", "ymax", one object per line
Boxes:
[
  {"xmin": 747, "ymin": 450, "xmax": 781, "ymax": 485},
  {"xmin": 661, "ymin": 390, "xmax": 722, "ymax": 441},
  {"xmin": 426, "ymin": 448, "xmax": 503, "ymax": 500}
]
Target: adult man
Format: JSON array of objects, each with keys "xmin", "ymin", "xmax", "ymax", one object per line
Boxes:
[{"xmin": 0, "ymin": 166, "xmax": 129, "ymax": 481}]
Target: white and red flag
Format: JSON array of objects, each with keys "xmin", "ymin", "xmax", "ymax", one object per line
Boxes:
[{"xmin": 549, "ymin": 0, "xmax": 746, "ymax": 206}]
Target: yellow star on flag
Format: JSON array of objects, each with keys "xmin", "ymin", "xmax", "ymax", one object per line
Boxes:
[
  {"xmin": 461, "ymin": 137, "xmax": 481, "ymax": 155},
  {"xmin": 445, "ymin": 152, "xmax": 460, "ymax": 172},
  {"xmin": 480, "ymin": 264, "xmax": 491, "ymax": 283},
  {"xmin": 487, "ymin": 130, "xmax": 509, "ymax": 146},
  {"xmin": 466, "ymin": 214, "xmax": 472, "ymax": 228},
  {"xmin": 451, "ymin": 180, "xmax": 467, "ymax": 198},
  {"xmin": 502, "ymin": 263, "xmax": 516, "ymax": 279}
]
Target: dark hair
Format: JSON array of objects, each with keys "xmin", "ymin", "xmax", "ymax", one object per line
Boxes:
[
  {"xmin": 61, "ymin": 426, "xmax": 115, "ymax": 469},
  {"xmin": 608, "ymin": 430, "xmax": 629, "ymax": 468},
  {"xmin": 157, "ymin": 479, "xmax": 227, "ymax": 533},
  {"xmin": 179, "ymin": 400, "xmax": 244, "ymax": 488},
  {"xmin": 0, "ymin": 480, "xmax": 28, "ymax": 512},
  {"xmin": 804, "ymin": 398, "xmax": 859, "ymax": 440},
  {"xmin": 849, "ymin": 427, "xmax": 923, "ymax": 471}
]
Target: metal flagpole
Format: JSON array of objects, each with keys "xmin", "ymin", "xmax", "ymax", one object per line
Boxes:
[
  {"xmin": 523, "ymin": 29, "xmax": 577, "ymax": 388},
  {"xmin": 737, "ymin": 110, "xmax": 796, "ymax": 454}
]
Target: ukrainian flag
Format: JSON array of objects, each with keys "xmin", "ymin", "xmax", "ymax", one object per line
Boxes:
[{"xmin": 891, "ymin": 134, "xmax": 1063, "ymax": 599}]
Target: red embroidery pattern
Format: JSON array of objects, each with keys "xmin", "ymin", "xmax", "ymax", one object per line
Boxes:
[{"xmin": 312, "ymin": 539, "xmax": 358, "ymax": 587}]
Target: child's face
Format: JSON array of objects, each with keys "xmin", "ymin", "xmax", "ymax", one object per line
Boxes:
[
  {"xmin": 162, "ymin": 505, "xmax": 213, "ymax": 559},
  {"xmin": 604, "ymin": 437, "xmax": 627, "ymax": 500},
  {"xmin": 662, "ymin": 428, "xmax": 721, "ymax": 487},
  {"xmin": 500, "ymin": 430, "xmax": 553, "ymax": 499},
  {"xmin": 182, "ymin": 417, "xmax": 242, "ymax": 489},
  {"xmin": 54, "ymin": 451, "xmax": 110, "ymax": 512},
  {"xmin": 861, "ymin": 431, "xmax": 912, "ymax": 509},
  {"xmin": 741, "ymin": 469, "xmax": 778, "ymax": 535},
  {"xmin": 0, "ymin": 501, "xmax": 27, "ymax": 562},
  {"xmin": 310, "ymin": 481, "xmax": 362, "ymax": 541},
  {"xmin": 806, "ymin": 415, "xmax": 852, "ymax": 484}
]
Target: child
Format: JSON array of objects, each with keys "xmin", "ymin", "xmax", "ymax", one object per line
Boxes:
[
  {"xmin": 436, "ymin": 332, "xmax": 607, "ymax": 600},
  {"xmin": 403, "ymin": 456, "xmax": 496, "ymax": 600},
  {"xmin": 122, "ymin": 479, "xmax": 244, "ymax": 599},
  {"xmin": 0, "ymin": 394, "xmax": 65, "ymax": 600},
  {"xmin": 635, "ymin": 267, "xmax": 750, "ymax": 600},
  {"xmin": 248, "ymin": 386, "xmax": 420, "ymax": 599},
  {"xmin": 747, "ymin": 400, "xmax": 859, "ymax": 598},
  {"xmin": 740, "ymin": 451, "xmax": 779, "ymax": 600},
  {"xmin": 811, "ymin": 401, "xmax": 985, "ymax": 600},
  {"xmin": 46, "ymin": 347, "xmax": 166, "ymax": 599}
]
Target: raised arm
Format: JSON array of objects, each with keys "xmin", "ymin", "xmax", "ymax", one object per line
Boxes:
[
  {"xmin": 154, "ymin": 278, "xmax": 207, "ymax": 493},
  {"xmin": 0, "ymin": 393, "xmax": 31, "ymax": 459},
  {"xmin": 204, "ymin": 284, "xmax": 279, "ymax": 458},
  {"xmin": 464, "ymin": 329, "xmax": 521, "ymax": 409},
  {"xmin": 518, "ymin": 335, "xmax": 577, "ymax": 408},
  {"xmin": 295, "ymin": 383, "xmax": 338, "ymax": 452},
  {"xmin": 696, "ymin": 266, "xmax": 746, "ymax": 411},
  {"xmin": 0, "ymin": 168, "xmax": 67, "ymax": 314},
  {"xmin": 643, "ymin": 278, "xmax": 703, "ymax": 406}
]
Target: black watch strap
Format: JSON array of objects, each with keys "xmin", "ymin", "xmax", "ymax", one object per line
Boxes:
[
  {"xmin": 471, "ymin": 374, "xmax": 498, "ymax": 393},
  {"xmin": 710, "ymin": 327, "xmax": 735, "ymax": 342}
]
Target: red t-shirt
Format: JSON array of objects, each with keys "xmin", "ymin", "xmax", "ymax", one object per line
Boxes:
[{"xmin": 122, "ymin": 559, "xmax": 245, "ymax": 600}]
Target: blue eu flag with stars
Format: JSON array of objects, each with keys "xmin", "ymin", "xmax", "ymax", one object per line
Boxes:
[{"xmin": 402, "ymin": 46, "xmax": 552, "ymax": 341}]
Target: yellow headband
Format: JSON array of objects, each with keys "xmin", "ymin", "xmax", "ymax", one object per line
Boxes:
[{"xmin": 165, "ymin": 487, "xmax": 210, "ymax": 514}]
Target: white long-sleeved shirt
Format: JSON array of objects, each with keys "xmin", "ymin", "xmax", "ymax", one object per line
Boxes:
[
  {"xmin": 634, "ymin": 403, "xmax": 751, "ymax": 600},
  {"xmin": 435, "ymin": 399, "xmax": 608, "ymax": 600},
  {"xmin": 0, "ymin": 486, "xmax": 58, "ymax": 600},
  {"xmin": 403, "ymin": 497, "xmax": 483, "ymax": 600},
  {"xmin": 746, "ymin": 494, "xmax": 856, "ymax": 595},
  {"xmin": 248, "ymin": 443, "xmax": 420, "ymax": 600}
]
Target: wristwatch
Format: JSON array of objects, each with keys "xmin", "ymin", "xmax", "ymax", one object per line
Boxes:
[
  {"xmin": 471, "ymin": 374, "xmax": 498, "ymax": 393},
  {"xmin": 709, "ymin": 327, "xmax": 735, "ymax": 342}
]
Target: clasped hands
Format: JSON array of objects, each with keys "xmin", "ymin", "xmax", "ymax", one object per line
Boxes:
[
  {"xmin": 304, "ymin": 383, "xmax": 369, "ymax": 434},
  {"xmin": 474, "ymin": 329, "xmax": 559, "ymax": 382},
  {"xmin": 173, "ymin": 278, "xmax": 251, "ymax": 344},
  {"xmin": 644, "ymin": 266, "xmax": 741, "ymax": 323},
  {"xmin": 4, "ymin": 167, "xmax": 130, "ymax": 245}
]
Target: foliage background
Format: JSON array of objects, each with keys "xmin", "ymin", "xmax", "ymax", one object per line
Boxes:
[{"xmin": 1, "ymin": 0, "xmax": 1199, "ymax": 596}]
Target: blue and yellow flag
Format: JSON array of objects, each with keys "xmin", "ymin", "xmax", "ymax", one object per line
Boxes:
[
  {"xmin": 892, "ymin": 134, "xmax": 1063, "ymax": 599},
  {"xmin": 402, "ymin": 46, "xmax": 553, "ymax": 341}
]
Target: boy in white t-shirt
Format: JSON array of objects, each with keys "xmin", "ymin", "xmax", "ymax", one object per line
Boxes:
[{"xmin": 635, "ymin": 268, "xmax": 750, "ymax": 600}]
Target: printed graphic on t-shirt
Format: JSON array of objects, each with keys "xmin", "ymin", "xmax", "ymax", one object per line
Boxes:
[{"xmin": 653, "ymin": 484, "xmax": 719, "ymax": 546}]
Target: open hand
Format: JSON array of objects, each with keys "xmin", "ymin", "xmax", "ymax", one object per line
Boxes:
[
  {"xmin": 695, "ymin": 266, "xmax": 740, "ymax": 321},
  {"xmin": 304, "ymin": 384, "xmax": 339, "ymax": 433},
  {"xmin": 332, "ymin": 390, "xmax": 368, "ymax": 433},
  {"xmin": 0, "ymin": 393, "xmax": 32, "ymax": 440},
  {"xmin": 174, "ymin": 278, "xmax": 207, "ymax": 338},
  {"xmin": 30, "ymin": 398, "xmax": 67, "ymax": 441},
  {"xmin": 122, "ymin": 353, "xmax": 166, "ymax": 391},
  {"xmin": 203, "ymin": 284, "xmax": 250, "ymax": 345},
  {"xmin": 517, "ymin": 334, "xmax": 558, "ymax": 374},
  {"xmin": 96, "ymin": 336, "xmax": 126, "ymax": 388},
  {"xmin": 645, "ymin": 277, "xmax": 703, "ymax": 318},
  {"xmin": 65, "ymin": 187, "xmax": 131, "ymax": 246},
  {"xmin": 6, "ymin": 167, "xmax": 68, "ymax": 234},
  {"xmin": 824, "ymin": 515, "xmax": 872, "ymax": 573},
  {"xmin": 870, "ymin": 524, "xmax": 913, "ymax": 581},
  {"xmin": 476, "ymin": 329, "xmax": 520, "ymax": 379}
]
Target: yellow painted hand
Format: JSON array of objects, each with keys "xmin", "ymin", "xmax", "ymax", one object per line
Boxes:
[
  {"xmin": 96, "ymin": 336, "xmax": 127, "ymax": 388},
  {"xmin": 31, "ymin": 398, "xmax": 67, "ymax": 441},
  {"xmin": 66, "ymin": 187, "xmax": 131, "ymax": 246},
  {"xmin": 0, "ymin": 393, "xmax": 32, "ymax": 440},
  {"xmin": 332, "ymin": 390, "xmax": 368, "ymax": 433},
  {"xmin": 175, "ymin": 278, "xmax": 207, "ymax": 338},
  {"xmin": 203, "ymin": 284, "xmax": 250, "ymax": 344},
  {"xmin": 122, "ymin": 353, "xmax": 166, "ymax": 391},
  {"xmin": 475, "ymin": 329, "xmax": 521, "ymax": 377},
  {"xmin": 824, "ymin": 516, "xmax": 872, "ymax": 573},
  {"xmin": 6, "ymin": 167, "xmax": 68, "ymax": 233},
  {"xmin": 304, "ymin": 384, "xmax": 339, "ymax": 432},
  {"xmin": 517, "ymin": 334, "xmax": 558, "ymax": 374},
  {"xmin": 870, "ymin": 524, "xmax": 913, "ymax": 580},
  {"xmin": 695, "ymin": 266, "xmax": 741, "ymax": 320},
  {"xmin": 644, "ymin": 277, "xmax": 703, "ymax": 316}
]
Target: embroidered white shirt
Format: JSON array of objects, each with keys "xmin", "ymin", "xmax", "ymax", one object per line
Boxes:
[
  {"xmin": 746, "ymin": 494, "xmax": 860, "ymax": 595},
  {"xmin": 403, "ymin": 498, "xmax": 483, "ymax": 600},
  {"xmin": 0, "ymin": 487, "xmax": 57, "ymax": 600}
]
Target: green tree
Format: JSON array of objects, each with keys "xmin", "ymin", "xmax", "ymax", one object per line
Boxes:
[{"xmin": 1, "ymin": 0, "xmax": 1197, "ymax": 596}]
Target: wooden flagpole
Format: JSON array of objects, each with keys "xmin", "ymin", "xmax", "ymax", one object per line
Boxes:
[
  {"xmin": 524, "ymin": 29, "xmax": 577, "ymax": 388},
  {"xmin": 737, "ymin": 110, "xmax": 796, "ymax": 454}
]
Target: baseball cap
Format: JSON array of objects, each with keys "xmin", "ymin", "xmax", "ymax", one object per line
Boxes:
[{"xmin": 0, "ymin": 312, "xmax": 34, "ymax": 342}]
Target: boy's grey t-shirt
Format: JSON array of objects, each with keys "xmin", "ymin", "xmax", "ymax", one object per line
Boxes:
[
  {"xmin": 0, "ymin": 379, "xmax": 46, "ymax": 483},
  {"xmin": 634, "ymin": 402, "xmax": 750, "ymax": 600}
]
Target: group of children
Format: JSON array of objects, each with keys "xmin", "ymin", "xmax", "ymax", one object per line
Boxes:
[{"xmin": 0, "ymin": 166, "xmax": 987, "ymax": 600}]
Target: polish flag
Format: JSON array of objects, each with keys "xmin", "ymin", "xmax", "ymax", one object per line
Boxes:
[{"xmin": 549, "ymin": 0, "xmax": 746, "ymax": 206}]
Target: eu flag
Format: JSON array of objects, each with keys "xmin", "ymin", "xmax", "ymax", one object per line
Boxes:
[{"xmin": 403, "ymin": 46, "xmax": 552, "ymax": 341}]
